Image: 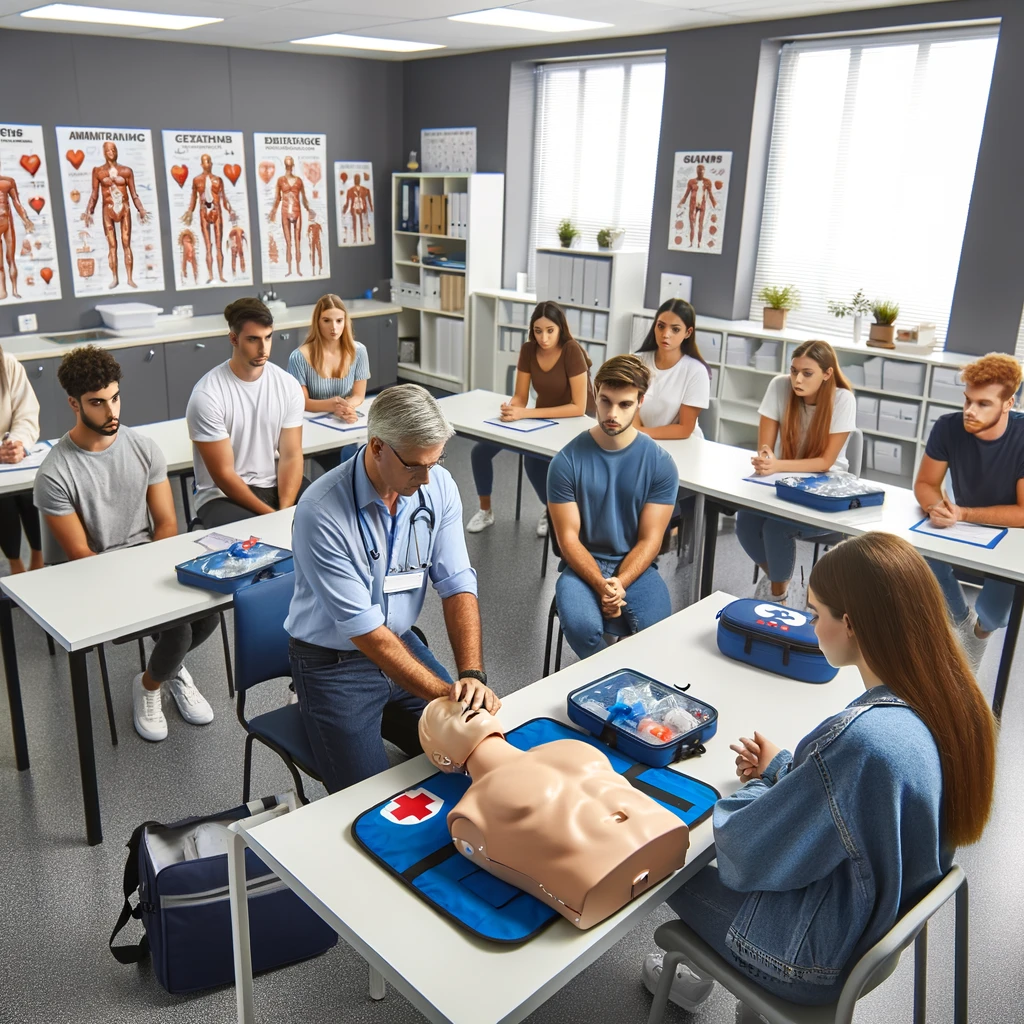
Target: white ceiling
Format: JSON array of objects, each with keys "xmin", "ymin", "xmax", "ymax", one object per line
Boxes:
[{"xmin": 0, "ymin": 0, "xmax": 960, "ymax": 59}]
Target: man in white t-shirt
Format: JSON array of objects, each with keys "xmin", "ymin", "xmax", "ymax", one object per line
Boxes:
[{"xmin": 187, "ymin": 297, "xmax": 308, "ymax": 528}]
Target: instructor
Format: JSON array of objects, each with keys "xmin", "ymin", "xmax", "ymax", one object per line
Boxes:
[{"xmin": 286, "ymin": 384, "xmax": 499, "ymax": 792}]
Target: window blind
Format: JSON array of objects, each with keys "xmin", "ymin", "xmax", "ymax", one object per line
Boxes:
[
  {"xmin": 751, "ymin": 27, "xmax": 998, "ymax": 350},
  {"xmin": 528, "ymin": 55, "xmax": 666, "ymax": 289}
]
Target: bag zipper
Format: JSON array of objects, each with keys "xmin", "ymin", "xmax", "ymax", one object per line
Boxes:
[
  {"xmin": 719, "ymin": 616, "xmax": 821, "ymax": 655},
  {"xmin": 158, "ymin": 872, "xmax": 282, "ymax": 910}
]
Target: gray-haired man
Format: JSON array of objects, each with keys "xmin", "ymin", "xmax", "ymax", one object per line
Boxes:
[{"xmin": 286, "ymin": 384, "xmax": 500, "ymax": 792}]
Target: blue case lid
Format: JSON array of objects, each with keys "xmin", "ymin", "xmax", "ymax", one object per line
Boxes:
[{"xmin": 717, "ymin": 598, "xmax": 821, "ymax": 651}]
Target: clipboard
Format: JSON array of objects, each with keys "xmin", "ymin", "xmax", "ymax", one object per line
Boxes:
[
  {"xmin": 909, "ymin": 517, "xmax": 1007, "ymax": 549},
  {"xmin": 483, "ymin": 418, "xmax": 558, "ymax": 433},
  {"xmin": 308, "ymin": 412, "xmax": 366, "ymax": 434}
]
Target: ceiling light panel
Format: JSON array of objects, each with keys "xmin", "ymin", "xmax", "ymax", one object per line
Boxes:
[
  {"xmin": 449, "ymin": 8, "xmax": 612, "ymax": 32},
  {"xmin": 19, "ymin": 3, "xmax": 222, "ymax": 30},
  {"xmin": 291, "ymin": 32, "xmax": 445, "ymax": 52}
]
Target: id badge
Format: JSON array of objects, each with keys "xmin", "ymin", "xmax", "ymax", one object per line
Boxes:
[{"xmin": 383, "ymin": 569, "xmax": 426, "ymax": 594}]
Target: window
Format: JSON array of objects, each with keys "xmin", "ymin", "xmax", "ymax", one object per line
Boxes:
[
  {"xmin": 528, "ymin": 55, "xmax": 666, "ymax": 287},
  {"xmin": 752, "ymin": 27, "xmax": 998, "ymax": 349}
]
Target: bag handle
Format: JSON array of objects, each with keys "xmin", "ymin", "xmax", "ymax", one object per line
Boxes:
[{"xmin": 109, "ymin": 818, "xmax": 160, "ymax": 965}]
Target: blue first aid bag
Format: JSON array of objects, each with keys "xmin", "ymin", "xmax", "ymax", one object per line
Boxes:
[
  {"xmin": 775, "ymin": 473, "xmax": 884, "ymax": 512},
  {"xmin": 175, "ymin": 543, "xmax": 293, "ymax": 594}
]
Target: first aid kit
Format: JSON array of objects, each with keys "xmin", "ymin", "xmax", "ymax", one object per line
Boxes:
[
  {"xmin": 175, "ymin": 540, "xmax": 293, "ymax": 594},
  {"xmin": 775, "ymin": 472, "xmax": 884, "ymax": 513}
]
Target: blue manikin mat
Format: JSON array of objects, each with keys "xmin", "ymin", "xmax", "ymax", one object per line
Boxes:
[{"xmin": 351, "ymin": 717, "xmax": 720, "ymax": 943}]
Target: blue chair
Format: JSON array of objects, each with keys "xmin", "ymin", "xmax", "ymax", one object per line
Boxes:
[{"xmin": 234, "ymin": 572, "xmax": 322, "ymax": 804}]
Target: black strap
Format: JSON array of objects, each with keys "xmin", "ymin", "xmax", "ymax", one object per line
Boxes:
[
  {"xmin": 623, "ymin": 764, "xmax": 694, "ymax": 814},
  {"xmin": 402, "ymin": 843, "xmax": 459, "ymax": 883},
  {"xmin": 109, "ymin": 818, "xmax": 160, "ymax": 965}
]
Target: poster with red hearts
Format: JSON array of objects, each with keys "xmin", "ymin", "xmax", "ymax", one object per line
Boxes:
[
  {"xmin": 162, "ymin": 130, "xmax": 252, "ymax": 291},
  {"xmin": 253, "ymin": 132, "xmax": 330, "ymax": 283},
  {"xmin": 667, "ymin": 151, "xmax": 732, "ymax": 255},
  {"xmin": 55, "ymin": 126, "xmax": 165, "ymax": 297},
  {"xmin": 335, "ymin": 162, "xmax": 375, "ymax": 248},
  {"xmin": 0, "ymin": 123, "xmax": 62, "ymax": 306}
]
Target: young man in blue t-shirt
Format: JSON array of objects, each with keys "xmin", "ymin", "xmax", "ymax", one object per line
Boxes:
[
  {"xmin": 547, "ymin": 354, "xmax": 679, "ymax": 659},
  {"xmin": 914, "ymin": 352, "xmax": 1024, "ymax": 670}
]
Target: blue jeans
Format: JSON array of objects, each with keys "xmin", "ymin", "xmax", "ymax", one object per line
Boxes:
[
  {"xmin": 736, "ymin": 511, "xmax": 835, "ymax": 584},
  {"xmin": 926, "ymin": 558, "xmax": 1016, "ymax": 633},
  {"xmin": 666, "ymin": 865, "xmax": 840, "ymax": 1006},
  {"xmin": 555, "ymin": 555, "xmax": 671, "ymax": 659},
  {"xmin": 470, "ymin": 441, "xmax": 549, "ymax": 503},
  {"xmin": 290, "ymin": 630, "xmax": 452, "ymax": 793}
]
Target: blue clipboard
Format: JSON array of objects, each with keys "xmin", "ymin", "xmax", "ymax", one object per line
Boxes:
[
  {"xmin": 909, "ymin": 517, "xmax": 1007, "ymax": 549},
  {"xmin": 308, "ymin": 412, "xmax": 365, "ymax": 434},
  {"xmin": 483, "ymin": 418, "xmax": 557, "ymax": 433}
]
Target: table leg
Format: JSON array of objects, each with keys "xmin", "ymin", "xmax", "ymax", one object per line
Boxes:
[
  {"xmin": 515, "ymin": 454, "xmax": 524, "ymax": 521},
  {"xmin": 0, "ymin": 597, "xmax": 28, "ymax": 771},
  {"xmin": 179, "ymin": 473, "xmax": 195, "ymax": 529},
  {"xmin": 228, "ymin": 826, "xmax": 256, "ymax": 1024},
  {"xmin": 699, "ymin": 503, "xmax": 721, "ymax": 600},
  {"xmin": 992, "ymin": 583, "xmax": 1024, "ymax": 720},
  {"xmin": 689, "ymin": 493, "xmax": 706, "ymax": 608},
  {"xmin": 368, "ymin": 964, "xmax": 387, "ymax": 1000},
  {"xmin": 69, "ymin": 647, "xmax": 102, "ymax": 846}
]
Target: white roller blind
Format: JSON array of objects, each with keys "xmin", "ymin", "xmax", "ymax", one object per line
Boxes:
[
  {"xmin": 528, "ymin": 55, "xmax": 666, "ymax": 287},
  {"xmin": 752, "ymin": 27, "xmax": 998, "ymax": 349}
]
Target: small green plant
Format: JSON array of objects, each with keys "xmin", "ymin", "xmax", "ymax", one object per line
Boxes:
[
  {"xmin": 871, "ymin": 299, "xmax": 900, "ymax": 326},
  {"xmin": 596, "ymin": 227, "xmax": 613, "ymax": 248},
  {"xmin": 827, "ymin": 289, "xmax": 871, "ymax": 319},
  {"xmin": 556, "ymin": 218, "xmax": 579, "ymax": 246},
  {"xmin": 757, "ymin": 284, "xmax": 799, "ymax": 310}
]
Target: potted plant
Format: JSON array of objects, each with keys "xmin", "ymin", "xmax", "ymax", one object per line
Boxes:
[
  {"xmin": 757, "ymin": 285, "xmax": 799, "ymax": 330},
  {"xmin": 596, "ymin": 227, "xmax": 625, "ymax": 250},
  {"xmin": 556, "ymin": 218, "xmax": 579, "ymax": 249},
  {"xmin": 827, "ymin": 289, "xmax": 871, "ymax": 344},
  {"xmin": 868, "ymin": 299, "xmax": 900, "ymax": 349}
]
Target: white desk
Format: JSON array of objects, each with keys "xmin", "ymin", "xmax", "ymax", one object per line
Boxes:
[{"xmin": 226, "ymin": 593, "xmax": 864, "ymax": 1024}]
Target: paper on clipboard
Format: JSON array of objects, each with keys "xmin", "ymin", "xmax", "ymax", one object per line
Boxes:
[
  {"xmin": 484, "ymin": 418, "xmax": 557, "ymax": 433},
  {"xmin": 308, "ymin": 412, "xmax": 366, "ymax": 434},
  {"xmin": 744, "ymin": 472, "xmax": 814, "ymax": 487},
  {"xmin": 910, "ymin": 517, "xmax": 1007, "ymax": 549},
  {"xmin": 0, "ymin": 440, "xmax": 53, "ymax": 472}
]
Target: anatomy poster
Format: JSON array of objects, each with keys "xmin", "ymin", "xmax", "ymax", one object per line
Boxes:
[
  {"xmin": 0, "ymin": 124, "xmax": 62, "ymax": 306},
  {"xmin": 162, "ymin": 130, "xmax": 252, "ymax": 291},
  {"xmin": 335, "ymin": 161, "xmax": 374, "ymax": 247},
  {"xmin": 55, "ymin": 126, "xmax": 165, "ymax": 296},
  {"xmin": 668, "ymin": 151, "xmax": 731, "ymax": 255},
  {"xmin": 253, "ymin": 132, "xmax": 330, "ymax": 282}
]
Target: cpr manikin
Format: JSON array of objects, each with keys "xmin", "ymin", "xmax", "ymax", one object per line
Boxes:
[{"xmin": 419, "ymin": 698, "xmax": 689, "ymax": 929}]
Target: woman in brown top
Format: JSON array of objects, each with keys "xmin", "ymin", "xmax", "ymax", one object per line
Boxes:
[{"xmin": 467, "ymin": 301, "xmax": 595, "ymax": 537}]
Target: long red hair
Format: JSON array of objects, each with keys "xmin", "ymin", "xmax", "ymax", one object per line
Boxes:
[{"xmin": 782, "ymin": 340, "xmax": 852, "ymax": 461}]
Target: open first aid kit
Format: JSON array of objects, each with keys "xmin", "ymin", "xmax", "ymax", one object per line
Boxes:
[
  {"xmin": 175, "ymin": 537, "xmax": 293, "ymax": 594},
  {"xmin": 775, "ymin": 472, "xmax": 884, "ymax": 512},
  {"xmin": 110, "ymin": 794, "xmax": 337, "ymax": 993},
  {"xmin": 717, "ymin": 598, "xmax": 838, "ymax": 684}
]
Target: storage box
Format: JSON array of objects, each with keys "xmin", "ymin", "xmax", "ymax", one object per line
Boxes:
[
  {"xmin": 863, "ymin": 356, "xmax": 884, "ymax": 389},
  {"xmin": 95, "ymin": 302, "xmax": 163, "ymax": 330},
  {"xmin": 844, "ymin": 364, "xmax": 866, "ymax": 386},
  {"xmin": 725, "ymin": 335, "xmax": 755, "ymax": 366},
  {"xmin": 856, "ymin": 395, "xmax": 879, "ymax": 430},
  {"xmin": 696, "ymin": 330, "xmax": 722, "ymax": 362},
  {"xmin": 924, "ymin": 404, "xmax": 945, "ymax": 440},
  {"xmin": 873, "ymin": 440, "xmax": 903, "ymax": 475},
  {"xmin": 878, "ymin": 399, "xmax": 919, "ymax": 438},
  {"xmin": 753, "ymin": 340, "xmax": 779, "ymax": 371},
  {"xmin": 882, "ymin": 359, "xmax": 926, "ymax": 396},
  {"xmin": 930, "ymin": 367, "xmax": 964, "ymax": 404}
]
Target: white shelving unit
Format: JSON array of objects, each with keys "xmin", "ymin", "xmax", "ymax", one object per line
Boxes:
[{"xmin": 391, "ymin": 172, "xmax": 504, "ymax": 392}]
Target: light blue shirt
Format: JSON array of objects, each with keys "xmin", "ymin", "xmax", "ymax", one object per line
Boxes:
[
  {"xmin": 285, "ymin": 447, "xmax": 477, "ymax": 649},
  {"xmin": 287, "ymin": 344, "xmax": 370, "ymax": 401}
]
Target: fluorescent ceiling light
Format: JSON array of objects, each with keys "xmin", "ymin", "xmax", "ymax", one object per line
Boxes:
[
  {"xmin": 291, "ymin": 33, "xmax": 444, "ymax": 53},
  {"xmin": 449, "ymin": 8, "xmax": 611, "ymax": 32},
  {"xmin": 20, "ymin": 4, "xmax": 221, "ymax": 30}
]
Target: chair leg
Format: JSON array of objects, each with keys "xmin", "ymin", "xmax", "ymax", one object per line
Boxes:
[
  {"xmin": 137, "ymin": 637, "xmax": 146, "ymax": 672},
  {"xmin": 954, "ymin": 878, "xmax": 969, "ymax": 1024},
  {"xmin": 813, "ymin": 542, "xmax": 821, "ymax": 566},
  {"xmin": 285, "ymin": 760, "xmax": 309, "ymax": 805},
  {"xmin": 540, "ymin": 530, "xmax": 550, "ymax": 578},
  {"xmin": 752, "ymin": 563, "xmax": 759, "ymax": 584},
  {"xmin": 543, "ymin": 602, "xmax": 557, "ymax": 677},
  {"xmin": 46, "ymin": 633, "xmax": 55, "ymax": 657},
  {"xmin": 242, "ymin": 733, "xmax": 256, "ymax": 803},
  {"xmin": 555, "ymin": 628, "xmax": 565, "ymax": 673},
  {"xmin": 95, "ymin": 645, "xmax": 118, "ymax": 746},
  {"xmin": 913, "ymin": 922, "xmax": 928, "ymax": 1024},
  {"xmin": 646, "ymin": 950, "xmax": 686, "ymax": 1024},
  {"xmin": 220, "ymin": 612, "xmax": 235, "ymax": 698}
]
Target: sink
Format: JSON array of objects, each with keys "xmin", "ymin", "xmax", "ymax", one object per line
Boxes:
[{"xmin": 42, "ymin": 329, "xmax": 119, "ymax": 344}]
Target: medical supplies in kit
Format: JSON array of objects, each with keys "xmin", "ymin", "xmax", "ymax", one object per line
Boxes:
[{"xmin": 775, "ymin": 472, "xmax": 885, "ymax": 512}]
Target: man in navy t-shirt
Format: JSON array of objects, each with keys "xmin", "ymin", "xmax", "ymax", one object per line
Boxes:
[
  {"xmin": 547, "ymin": 354, "xmax": 679, "ymax": 659},
  {"xmin": 915, "ymin": 353, "xmax": 1024, "ymax": 670}
]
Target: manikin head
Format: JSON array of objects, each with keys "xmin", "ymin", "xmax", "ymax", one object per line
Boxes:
[
  {"xmin": 224, "ymin": 297, "xmax": 274, "ymax": 370},
  {"xmin": 103, "ymin": 141, "xmax": 118, "ymax": 163},
  {"xmin": 593, "ymin": 355, "xmax": 650, "ymax": 436},
  {"xmin": 201, "ymin": 153, "xmax": 213, "ymax": 173},
  {"xmin": 57, "ymin": 346, "xmax": 123, "ymax": 436},
  {"xmin": 419, "ymin": 697, "xmax": 504, "ymax": 773},
  {"xmin": 959, "ymin": 353, "xmax": 1021, "ymax": 438}
]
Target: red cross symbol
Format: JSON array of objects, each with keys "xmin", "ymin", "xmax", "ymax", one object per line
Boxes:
[{"xmin": 381, "ymin": 787, "xmax": 442, "ymax": 825}]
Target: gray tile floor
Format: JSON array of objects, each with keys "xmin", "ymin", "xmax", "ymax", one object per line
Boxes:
[{"xmin": 1, "ymin": 434, "xmax": 1021, "ymax": 1023}]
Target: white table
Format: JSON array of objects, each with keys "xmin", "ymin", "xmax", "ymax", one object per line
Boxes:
[{"xmin": 225, "ymin": 593, "xmax": 864, "ymax": 1024}]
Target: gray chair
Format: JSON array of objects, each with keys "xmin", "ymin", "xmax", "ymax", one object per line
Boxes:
[{"xmin": 647, "ymin": 864, "xmax": 968, "ymax": 1024}]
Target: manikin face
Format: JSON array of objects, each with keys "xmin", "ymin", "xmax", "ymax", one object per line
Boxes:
[
  {"xmin": 654, "ymin": 311, "xmax": 692, "ymax": 354},
  {"xmin": 370, "ymin": 437, "xmax": 446, "ymax": 497},
  {"xmin": 807, "ymin": 587, "xmax": 858, "ymax": 667},
  {"xmin": 532, "ymin": 316, "xmax": 561, "ymax": 351},
  {"xmin": 73, "ymin": 381, "xmax": 120, "ymax": 436},
  {"xmin": 596, "ymin": 385, "xmax": 641, "ymax": 436},
  {"xmin": 103, "ymin": 142, "xmax": 118, "ymax": 163},
  {"xmin": 201, "ymin": 153, "xmax": 213, "ymax": 172},
  {"xmin": 319, "ymin": 307, "xmax": 345, "ymax": 342},
  {"xmin": 962, "ymin": 382, "xmax": 1012, "ymax": 436},
  {"xmin": 419, "ymin": 698, "xmax": 503, "ymax": 771},
  {"xmin": 231, "ymin": 322, "xmax": 273, "ymax": 368},
  {"xmin": 790, "ymin": 355, "xmax": 831, "ymax": 402}
]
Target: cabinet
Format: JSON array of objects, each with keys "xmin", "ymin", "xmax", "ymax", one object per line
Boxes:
[
  {"xmin": 270, "ymin": 328, "xmax": 299, "ymax": 371},
  {"xmin": 24, "ymin": 356, "xmax": 67, "ymax": 441},
  {"xmin": 115, "ymin": 344, "xmax": 170, "ymax": 426},
  {"xmin": 165, "ymin": 337, "xmax": 228, "ymax": 419}
]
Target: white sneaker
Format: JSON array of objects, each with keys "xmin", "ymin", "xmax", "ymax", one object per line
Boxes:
[
  {"xmin": 956, "ymin": 609, "xmax": 989, "ymax": 673},
  {"xmin": 642, "ymin": 951, "xmax": 715, "ymax": 1012},
  {"xmin": 536, "ymin": 513, "xmax": 549, "ymax": 538},
  {"xmin": 167, "ymin": 666, "xmax": 214, "ymax": 725},
  {"xmin": 466, "ymin": 509, "xmax": 495, "ymax": 533},
  {"xmin": 133, "ymin": 672, "xmax": 167, "ymax": 742}
]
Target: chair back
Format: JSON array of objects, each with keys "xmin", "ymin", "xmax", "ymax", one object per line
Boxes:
[
  {"xmin": 233, "ymin": 572, "xmax": 295, "ymax": 694},
  {"xmin": 847, "ymin": 426, "xmax": 864, "ymax": 477},
  {"xmin": 40, "ymin": 515, "xmax": 67, "ymax": 566},
  {"xmin": 698, "ymin": 397, "xmax": 720, "ymax": 443}
]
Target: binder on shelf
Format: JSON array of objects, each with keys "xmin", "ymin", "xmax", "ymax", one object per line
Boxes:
[
  {"xmin": 412, "ymin": 184, "xmax": 420, "ymax": 232},
  {"xmin": 565, "ymin": 307, "xmax": 581, "ymax": 334},
  {"xmin": 580, "ymin": 310, "xmax": 595, "ymax": 339},
  {"xmin": 558, "ymin": 255, "xmax": 573, "ymax": 303},
  {"xmin": 535, "ymin": 251, "xmax": 551, "ymax": 300},
  {"xmin": 419, "ymin": 193, "xmax": 430, "ymax": 233},
  {"xmin": 593, "ymin": 312, "xmax": 609, "ymax": 342},
  {"xmin": 446, "ymin": 194, "xmax": 455, "ymax": 237},
  {"xmin": 571, "ymin": 258, "xmax": 586, "ymax": 305},
  {"xmin": 459, "ymin": 193, "xmax": 468, "ymax": 238},
  {"xmin": 582, "ymin": 258, "xmax": 598, "ymax": 307},
  {"xmin": 400, "ymin": 180, "xmax": 411, "ymax": 231},
  {"xmin": 592, "ymin": 259, "xmax": 612, "ymax": 308}
]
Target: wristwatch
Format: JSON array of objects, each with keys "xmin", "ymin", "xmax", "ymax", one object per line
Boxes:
[{"xmin": 457, "ymin": 669, "xmax": 488, "ymax": 686}]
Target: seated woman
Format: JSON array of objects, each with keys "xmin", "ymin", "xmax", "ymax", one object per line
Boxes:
[
  {"xmin": 739, "ymin": 339, "xmax": 855, "ymax": 607},
  {"xmin": 644, "ymin": 532, "xmax": 996, "ymax": 1012},
  {"xmin": 288, "ymin": 294, "xmax": 370, "ymax": 468},
  {"xmin": 466, "ymin": 301, "xmax": 595, "ymax": 538}
]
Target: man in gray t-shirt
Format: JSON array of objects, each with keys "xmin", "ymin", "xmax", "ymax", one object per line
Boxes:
[{"xmin": 34, "ymin": 346, "xmax": 217, "ymax": 744}]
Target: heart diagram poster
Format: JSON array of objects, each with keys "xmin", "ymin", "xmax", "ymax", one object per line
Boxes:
[
  {"xmin": 55, "ymin": 126, "xmax": 165, "ymax": 296},
  {"xmin": 253, "ymin": 133, "xmax": 330, "ymax": 282},
  {"xmin": 0, "ymin": 123, "xmax": 62, "ymax": 306},
  {"xmin": 162, "ymin": 130, "xmax": 252, "ymax": 291},
  {"xmin": 335, "ymin": 162, "xmax": 375, "ymax": 247},
  {"xmin": 668, "ymin": 151, "xmax": 731, "ymax": 255}
]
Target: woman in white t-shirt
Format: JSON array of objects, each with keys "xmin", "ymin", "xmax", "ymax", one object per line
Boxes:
[
  {"xmin": 738, "ymin": 340, "xmax": 856, "ymax": 606},
  {"xmin": 635, "ymin": 298, "xmax": 711, "ymax": 440}
]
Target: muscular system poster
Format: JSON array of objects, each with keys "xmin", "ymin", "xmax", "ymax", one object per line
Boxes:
[
  {"xmin": 253, "ymin": 133, "xmax": 330, "ymax": 282},
  {"xmin": 162, "ymin": 130, "xmax": 252, "ymax": 291},
  {"xmin": 0, "ymin": 123, "xmax": 61, "ymax": 306},
  {"xmin": 668, "ymin": 151, "xmax": 731, "ymax": 255},
  {"xmin": 55, "ymin": 126, "xmax": 165, "ymax": 296},
  {"xmin": 335, "ymin": 162, "xmax": 374, "ymax": 247}
]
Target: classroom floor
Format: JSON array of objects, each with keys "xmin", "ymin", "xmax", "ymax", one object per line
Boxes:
[{"xmin": 1, "ymin": 434, "xmax": 1021, "ymax": 1024}]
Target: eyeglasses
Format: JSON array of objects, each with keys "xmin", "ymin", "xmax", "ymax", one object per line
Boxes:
[{"xmin": 385, "ymin": 442, "xmax": 447, "ymax": 473}]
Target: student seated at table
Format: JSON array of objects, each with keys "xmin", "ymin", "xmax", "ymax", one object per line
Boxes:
[
  {"xmin": 737, "ymin": 340, "xmax": 855, "ymax": 608},
  {"xmin": 466, "ymin": 301, "xmax": 595, "ymax": 538},
  {"xmin": 33, "ymin": 346, "xmax": 216, "ymax": 743},
  {"xmin": 0, "ymin": 344, "xmax": 44, "ymax": 574},
  {"xmin": 547, "ymin": 354, "xmax": 677, "ymax": 659},
  {"xmin": 288, "ymin": 293, "xmax": 369, "ymax": 470},
  {"xmin": 914, "ymin": 352, "xmax": 1024, "ymax": 671},
  {"xmin": 643, "ymin": 533, "xmax": 996, "ymax": 1013},
  {"xmin": 187, "ymin": 297, "xmax": 309, "ymax": 529},
  {"xmin": 635, "ymin": 298, "xmax": 711, "ymax": 440}
]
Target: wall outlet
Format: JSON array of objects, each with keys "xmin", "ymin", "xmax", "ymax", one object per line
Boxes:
[
  {"xmin": 659, "ymin": 273, "xmax": 693, "ymax": 306},
  {"xmin": 17, "ymin": 313, "xmax": 37, "ymax": 333},
  {"xmin": 279, "ymin": 331, "xmax": 291, "ymax": 343}
]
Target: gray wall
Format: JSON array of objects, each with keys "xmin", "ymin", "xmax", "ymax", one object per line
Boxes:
[
  {"xmin": 0, "ymin": 28, "xmax": 403, "ymax": 336},
  {"xmin": 403, "ymin": 0, "xmax": 1024, "ymax": 356}
]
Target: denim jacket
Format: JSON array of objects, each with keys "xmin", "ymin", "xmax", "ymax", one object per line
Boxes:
[{"xmin": 713, "ymin": 686, "xmax": 949, "ymax": 987}]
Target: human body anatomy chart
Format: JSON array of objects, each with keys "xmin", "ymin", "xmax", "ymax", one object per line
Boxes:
[
  {"xmin": 56, "ymin": 126, "xmax": 165, "ymax": 295},
  {"xmin": 253, "ymin": 133, "xmax": 330, "ymax": 282},
  {"xmin": 162, "ymin": 130, "xmax": 252, "ymax": 291},
  {"xmin": 668, "ymin": 151, "xmax": 731, "ymax": 255},
  {"xmin": 335, "ymin": 161, "xmax": 374, "ymax": 248},
  {"xmin": 0, "ymin": 123, "xmax": 61, "ymax": 306}
]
